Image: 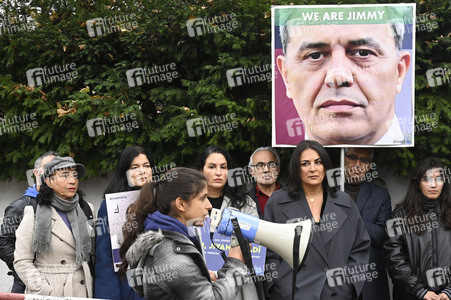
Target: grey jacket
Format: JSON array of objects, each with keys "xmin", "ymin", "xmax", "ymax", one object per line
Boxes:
[
  {"xmin": 126, "ymin": 229, "xmax": 249, "ymax": 300},
  {"xmin": 264, "ymin": 188, "xmax": 371, "ymax": 300}
]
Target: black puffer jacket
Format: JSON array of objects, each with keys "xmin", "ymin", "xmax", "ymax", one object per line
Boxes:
[
  {"xmin": 0, "ymin": 195, "xmax": 37, "ymax": 292},
  {"xmin": 383, "ymin": 208, "xmax": 451, "ymax": 300}
]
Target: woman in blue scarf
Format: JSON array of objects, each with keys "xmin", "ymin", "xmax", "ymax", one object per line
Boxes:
[{"xmin": 119, "ymin": 168, "xmax": 249, "ymax": 300}]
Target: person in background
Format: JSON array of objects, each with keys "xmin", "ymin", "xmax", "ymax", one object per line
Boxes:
[
  {"xmin": 196, "ymin": 145, "xmax": 259, "ymax": 299},
  {"xmin": 384, "ymin": 157, "xmax": 451, "ymax": 300},
  {"xmin": 14, "ymin": 156, "xmax": 94, "ymax": 297},
  {"xmin": 196, "ymin": 145, "xmax": 258, "ymax": 217},
  {"xmin": 95, "ymin": 146, "xmax": 154, "ymax": 300},
  {"xmin": 0, "ymin": 151, "xmax": 58, "ymax": 293},
  {"xmin": 264, "ymin": 140, "xmax": 370, "ymax": 300},
  {"xmin": 119, "ymin": 168, "xmax": 249, "ymax": 299},
  {"xmin": 344, "ymin": 147, "xmax": 391, "ymax": 300},
  {"xmin": 247, "ymin": 146, "xmax": 282, "ymax": 218}
]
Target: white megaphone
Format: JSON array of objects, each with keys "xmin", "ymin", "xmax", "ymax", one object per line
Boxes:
[{"xmin": 210, "ymin": 207, "xmax": 313, "ymax": 269}]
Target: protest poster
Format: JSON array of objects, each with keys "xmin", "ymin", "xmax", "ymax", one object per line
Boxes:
[
  {"xmin": 105, "ymin": 190, "xmax": 140, "ymax": 272},
  {"xmin": 192, "ymin": 217, "xmax": 267, "ymax": 275},
  {"xmin": 272, "ymin": 4, "xmax": 415, "ymax": 147}
]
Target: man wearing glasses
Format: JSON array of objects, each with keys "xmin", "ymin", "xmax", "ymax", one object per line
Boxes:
[
  {"xmin": 247, "ymin": 147, "xmax": 282, "ymax": 218},
  {"xmin": 344, "ymin": 147, "xmax": 391, "ymax": 300}
]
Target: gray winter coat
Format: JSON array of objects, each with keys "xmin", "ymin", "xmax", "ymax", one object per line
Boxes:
[
  {"xmin": 125, "ymin": 229, "xmax": 249, "ymax": 300},
  {"xmin": 264, "ymin": 189, "xmax": 371, "ymax": 300}
]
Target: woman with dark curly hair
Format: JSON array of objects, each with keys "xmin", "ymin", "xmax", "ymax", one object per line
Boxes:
[
  {"xmin": 14, "ymin": 156, "xmax": 94, "ymax": 297},
  {"xmin": 384, "ymin": 157, "xmax": 451, "ymax": 300}
]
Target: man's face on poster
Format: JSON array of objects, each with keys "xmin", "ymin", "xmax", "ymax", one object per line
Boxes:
[{"xmin": 277, "ymin": 23, "xmax": 411, "ymax": 145}]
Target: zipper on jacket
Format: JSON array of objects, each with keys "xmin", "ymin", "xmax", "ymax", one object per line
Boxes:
[{"xmin": 429, "ymin": 210, "xmax": 438, "ymax": 267}]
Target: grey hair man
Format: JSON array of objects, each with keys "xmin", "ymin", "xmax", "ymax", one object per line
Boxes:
[
  {"xmin": 247, "ymin": 147, "xmax": 282, "ymax": 217},
  {"xmin": 277, "ymin": 9, "xmax": 412, "ymax": 145},
  {"xmin": 0, "ymin": 151, "xmax": 59, "ymax": 293}
]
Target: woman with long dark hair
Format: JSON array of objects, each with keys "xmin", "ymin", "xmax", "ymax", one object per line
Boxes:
[
  {"xmin": 14, "ymin": 156, "xmax": 94, "ymax": 297},
  {"xmin": 384, "ymin": 157, "xmax": 451, "ymax": 300},
  {"xmin": 119, "ymin": 168, "xmax": 249, "ymax": 299},
  {"xmin": 196, "ymin": 145, "xmax": 257, "ymax": 215},
  {"xmin": 196, "ymin": 145, "xmax": 259, "ymax": 299},
  {"xmin": 264, "ymin": 140, "xmax": 370, "ymax": 300},
  {"xmin": 95, "ymin": 146, "xmax": 154, "ymax": 300}
]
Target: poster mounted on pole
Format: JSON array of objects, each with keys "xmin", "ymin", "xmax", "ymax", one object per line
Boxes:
[{"xmin": 272, "ymin": 4, "xmax": 415, "ymax": 147}]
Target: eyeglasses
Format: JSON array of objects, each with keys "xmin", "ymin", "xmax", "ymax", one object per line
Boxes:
[
  {"xmin": 51, "ymin": 172, "xmax": 79, "ymax": 181},
  {"xmin": 251, "ymin": 162, "xmax": 279, "ymax": 171},
  {"xmin": 345, "ymin": 154, "xmax": 371, "ymax": 165},
  {"xmin": 421, "ymin": 176, "xmax": 444, "ymax": 185}
]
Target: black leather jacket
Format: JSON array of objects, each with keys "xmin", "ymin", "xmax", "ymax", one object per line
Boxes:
[
  {"xmin": 384, "ymin": 208, "xmax": 451, "ymax": 299},
  {"xmin": 0, "ymin": 195, "xmax": 37, "ymax": 292}
]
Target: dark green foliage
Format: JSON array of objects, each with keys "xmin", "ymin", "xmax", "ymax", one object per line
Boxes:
[{"xmin": 0, "ymin": 0, "xmax": 449, "ymax": 181}]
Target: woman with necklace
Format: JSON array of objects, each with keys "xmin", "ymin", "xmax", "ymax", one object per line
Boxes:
[
  {"xmin": 264, "ymin": 140, "xmax": 370, "ymax": 300},
  {"xmin": 384, "ymin": 157, "xmax": 451, "ymax": 300}
]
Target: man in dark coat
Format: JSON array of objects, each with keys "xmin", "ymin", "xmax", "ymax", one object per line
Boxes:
[
  {"xmin": 0, "ymin": 151, "xmax": 58, "ymax": 293},
  {"xmin": 344, "ymin": 147, "xmax": 392, "ymax": 300}
]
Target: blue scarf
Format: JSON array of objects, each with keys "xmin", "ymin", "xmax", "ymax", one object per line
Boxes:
[{"xmin": 144, "ymin": 211, "xmax": 201, "ymax": 251}]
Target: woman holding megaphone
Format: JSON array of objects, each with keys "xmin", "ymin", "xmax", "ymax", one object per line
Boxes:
[
  {"xmin": 119, "ymin": 168, "xmax": 249, "ymax": 299},
  {"xmin": 264, "ymin": 140, "xmax": 371, "ymax": 300}
]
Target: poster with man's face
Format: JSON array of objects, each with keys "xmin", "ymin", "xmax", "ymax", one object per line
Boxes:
[{"xmin": 272, "ymin": 4, "xmax": 415, "ymax": 147}]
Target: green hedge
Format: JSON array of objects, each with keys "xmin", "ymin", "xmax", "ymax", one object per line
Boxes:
[{"xmin": 0, "ymin": 0, "xmax": 449, "ymax": 181}]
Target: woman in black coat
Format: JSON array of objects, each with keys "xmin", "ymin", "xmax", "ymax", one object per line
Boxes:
[
  {"xmin": 384, "ymin": 157, "xmax": 451, "ymax": 300},
  {"xmin": 264, "ymin": 140, "xmax": 371, "ymax": 300}
]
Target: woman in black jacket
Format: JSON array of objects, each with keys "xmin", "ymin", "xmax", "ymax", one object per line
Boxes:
[{"xmin": 384, "ymin": 157, "xmax": 451, "ymax": 300}]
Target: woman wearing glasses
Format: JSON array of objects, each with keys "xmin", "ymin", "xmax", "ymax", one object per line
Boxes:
[
  {"xmin": 14, "ymin": 157, "xmax": 94, "ymax": 297},
  {"xmin": 384, "ymin": 157, "xmax": 451, "ymax": 300}
]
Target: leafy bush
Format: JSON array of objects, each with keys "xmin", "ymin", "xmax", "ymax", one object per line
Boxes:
[{"xmin": 0, "ymin": 0, "xmax": 449, "ymax": 181}]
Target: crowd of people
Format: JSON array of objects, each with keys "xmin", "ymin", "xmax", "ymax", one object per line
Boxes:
[{"xmin": 0, "ymin": 142, "xmax": 449, "ymax": 300}]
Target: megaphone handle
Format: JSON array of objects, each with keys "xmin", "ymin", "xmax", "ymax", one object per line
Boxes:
[
  {"xmin": 230, "ymin": 217, "xmax": 252, "ymax": 266},
  {"xmin": 292, "ymin": 226, "xmax": 303, "ymax": 300},
  {"xmin": 231, "ymin": 218, "xmax": 265, "ymax": 300}
]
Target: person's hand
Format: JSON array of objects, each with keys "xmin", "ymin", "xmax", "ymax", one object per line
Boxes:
[
  {"xmin": 424, "ymin": 291, "xmax": 439, "ymax": 300},
  {"xmin": 437, "ymin": 293, "xmax": 450, "ymax": 300},
  {"xmin": 209, "ymin": 270, "xmax": 217, "ymax": 282},
  {"xmin": 228, "ymin": 246, "xmax": 244, "ymax": 263}
]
